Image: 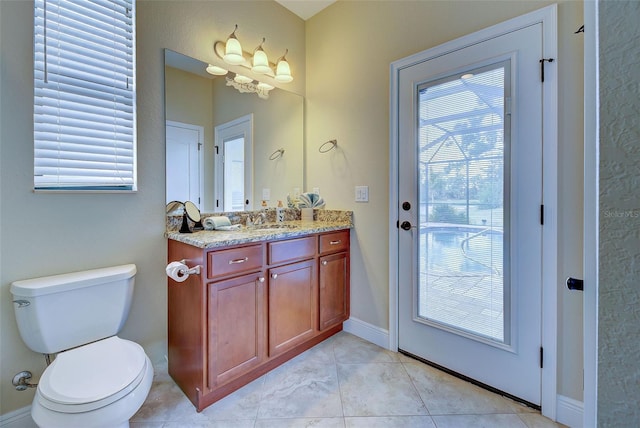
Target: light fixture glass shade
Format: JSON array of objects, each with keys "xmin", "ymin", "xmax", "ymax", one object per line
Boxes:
[
  {"xmin": 257, "ymin": 81, "xmax": 274, "ymax": 90},
  {"xmin": 234, "ymin": 74, "xmax": 253, "ymax": 84},
  {"xmin": 275, "ymin": 50, "xmax": 293, "ymax": 83},
  {"xmin": 252, "ymin": 49, "xmax": 271, "ymax": 74},
  {"xmin": 206, "ymin": 64, "xmax": 228, "ymax": 76},
  {"xmin": 223, "ymin": 26, "xmax": 244, "ymax": 65}
]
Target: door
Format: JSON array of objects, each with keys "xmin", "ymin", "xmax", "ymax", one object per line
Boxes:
[
  {"xmin": 166, "ymin": 121, "xmax": 203, "ymax": 207},
  {"xmin": 268, "ymin": 259, "xmax": 317, "ymax": 357},
  {"xmin": 214, "ymin": 114, "xmax": 254, "ymax": 212},
  {"xmin": 398, "ymin": 24, "xmax": 544, "ymax": 405},
  {"xmin": 208, "ymin": 272, "xmax": 266, "ymax": 387}
]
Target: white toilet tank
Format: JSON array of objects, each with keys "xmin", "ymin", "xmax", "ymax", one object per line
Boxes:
[{"xmin": 10, "ymin": 264, "xmax": 137, "ymax": 354}]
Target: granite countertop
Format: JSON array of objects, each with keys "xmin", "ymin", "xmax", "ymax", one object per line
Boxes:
[{"xmin": 166, "ymin": 219, "xmax": 352, "ymax": 249}]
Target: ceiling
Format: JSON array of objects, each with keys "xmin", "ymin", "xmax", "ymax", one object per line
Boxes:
[{"xmin": 275, "ymin": 0, "xmax": 336, "ymax": 20}]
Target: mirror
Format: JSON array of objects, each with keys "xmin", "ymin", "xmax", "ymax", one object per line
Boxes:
[{"xmin": 165, "ymin": 49, "xmax": 304, "ymax": 213}]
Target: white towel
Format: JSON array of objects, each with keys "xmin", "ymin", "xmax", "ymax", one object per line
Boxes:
[{"xmin": 203, "ymin": 216, "xmax": 232, "ymax": 230}]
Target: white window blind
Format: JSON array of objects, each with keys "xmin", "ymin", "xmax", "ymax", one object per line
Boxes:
[{"xmin": 34, "ymin": 0, "xmax": 136, "ymax": 191}]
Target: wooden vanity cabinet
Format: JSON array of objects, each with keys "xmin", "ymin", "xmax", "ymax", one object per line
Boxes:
[
  {"xmin": 319, "ymin": 230, "xmax": 350, "ymax": 330},
  {"xmin": 167, "ymin": 230, "xmax": 349, "ymax": 412},
  {"xmin": 208, "ymin": 271, "xmax": 266, "ymax": 388}
]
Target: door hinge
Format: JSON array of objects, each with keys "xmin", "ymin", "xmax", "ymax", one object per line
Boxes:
[
  {"xmin": 505, "ymin": 97, "xmax": 512, "ymax": 116},
  {"xmin": 216, "ymin": 199, "xmax": 219, "ymax": 208},
  {"xmin": 396, "ymin": 220, "xmax": 399, "ymax": 229},
  {"xmin": 539, "ymin": 58, "xmax": 554, "ymax": 83},
  {"xmin": 198, "ymin": 143, "xmax": 202, "ymax": 151},
  {"xmin": 540, "ymin": 204, "xmax": 544, "ymax": 225},
  {"xmin": 540, "ymin": 346, "xmax": 544, "ymax": 369},
  {"xmin": 215, "ymin": 145, "xmax": 219, "ymax": 154}
]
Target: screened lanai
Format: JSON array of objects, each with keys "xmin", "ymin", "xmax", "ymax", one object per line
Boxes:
[{"xmin": 416, "ymin": 63, "xmax": 508, "ymax": 342}]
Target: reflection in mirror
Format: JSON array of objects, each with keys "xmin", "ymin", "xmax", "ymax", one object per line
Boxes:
[{"xmin": 164, "ymin": 49, "xmax": 304, "ymax": 213}]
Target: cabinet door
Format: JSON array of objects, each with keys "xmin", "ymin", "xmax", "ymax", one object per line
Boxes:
[
  {"xmin": 208, "ymin": 272, "xmax": 266, "ymax": 388},
  {"xmin": 319, "ymin": 252, "xmax": 350, "ymax": 330},
  {"xmin": 268, "ymin": 259, "xmax": 317, "ymax": 357}
]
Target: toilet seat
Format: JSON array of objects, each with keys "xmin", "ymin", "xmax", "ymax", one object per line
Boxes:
[{"xmin": 37, "ymin": 336, "xmax": 147, "ymax": 413}]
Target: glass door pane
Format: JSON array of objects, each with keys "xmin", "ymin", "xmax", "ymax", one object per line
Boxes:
[
  {"xmin": 223, "ymin": 136, "xmax": 245, "ymax": 211},
  {"xmin": 417, "ymin": 63, "xmax": 509, "ymax": 344}
]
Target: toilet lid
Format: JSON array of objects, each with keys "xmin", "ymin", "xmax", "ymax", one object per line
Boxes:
[{"xmin": 38, "ymin": 336, "xmax": 147, "ymax": 411}]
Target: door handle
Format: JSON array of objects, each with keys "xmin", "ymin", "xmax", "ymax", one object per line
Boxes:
[
  {"xmin": 400, "ymin": 221, "xmax": 412, "ymax": 231},
  {"xmin": 566, "ymin": 277, "xmax": 584, "ymax": 291}
]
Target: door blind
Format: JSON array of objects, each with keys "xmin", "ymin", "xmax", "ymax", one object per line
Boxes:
[{"xmin": 34, "ymin": 0, "xmax": 136, "ymax": 190}]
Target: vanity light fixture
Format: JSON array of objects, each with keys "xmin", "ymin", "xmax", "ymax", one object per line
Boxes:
[
  {"xmin": 223, "ymin": 25, "xmax": 244, "ymax": 65},
  {"xmin": 206, "ymin": 64, "xmax": 228, "ymax": 76},
  {"xmin": 251, "ymin": 38, "xmax": 272, "ymax": 74},
  {"xmin": 214, "ymin": 25, "xmax": 293, "ymax": 84},
  {"xmin": 225, "ymin": 73, "xmax": 274, "ymax": 99},
  {"xmin": 234, "ymin": 74, "xmax": 253, "ymax": 84},
  {"xmin": 256, "ymin": 81, "xmax": 274, "ymax": 91},
  {"xmin": 275, "ymin": 49, "xmax": 293, "ymax": 83}
]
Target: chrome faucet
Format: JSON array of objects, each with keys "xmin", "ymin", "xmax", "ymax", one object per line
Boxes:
[{"xmin": 247, "ymin": 212, "xmax": 266, "ymax": 226}]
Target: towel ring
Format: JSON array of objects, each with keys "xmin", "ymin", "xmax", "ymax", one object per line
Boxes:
[
  {"xmin": 269, "ymin": 148, "xmax": 285, "ymax": 160},
  {"xmin": 319, "ymin": 139, "xmax": 337, "ymax": 153}
]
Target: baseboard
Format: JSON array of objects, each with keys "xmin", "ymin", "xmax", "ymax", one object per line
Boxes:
[
  {"xmin": 142, "ymin": 338, "xmax": 168, "ymax": 366},
  {"xmin": 0, "ymin": 406, "xmax": 36, "ymax": 428},
  {"xmin": 556, "ymin": 394, "xmax": 583, "ymax": 428},
  {"xmin": 343, "ymin": 317, "xmax": 390, "ymax": 349}
]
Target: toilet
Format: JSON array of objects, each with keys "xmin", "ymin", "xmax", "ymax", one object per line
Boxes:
[{"xmin": 10, "ymin": 264, "xmax": 153, "ymax": 428}]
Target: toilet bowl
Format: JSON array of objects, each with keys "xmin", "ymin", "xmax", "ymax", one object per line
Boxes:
[
  {"xmin": 10, "ymin": 264, "xmax": 154, "ymax": 428},
  {"xmin": 31, "ymin": 337, "xmax": 153, "ymax": 428}
]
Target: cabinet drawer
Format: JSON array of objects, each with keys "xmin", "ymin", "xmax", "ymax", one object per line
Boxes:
[
  {"xmin": 208, "ymin": 245, "xmax": 263, "ymax": 279},
  {"xmin": 319, "ymin": 230, "xmax": 349, "ymax": 255},
  {"xmin": 268, "ymin": 236, "xmax": 316, "ymax": 265}
]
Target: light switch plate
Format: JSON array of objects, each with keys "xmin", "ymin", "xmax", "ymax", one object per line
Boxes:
[
  {"xmin": 262, "ymin": 188, "xmax": 270, "ymax": 201},
  {"xmin": 355, "ymin": 186, "xmax": 369, "ymax": 202},
  {"xmin": 312, "ymin": 187, "xmax": 320, "ymax": 195}
]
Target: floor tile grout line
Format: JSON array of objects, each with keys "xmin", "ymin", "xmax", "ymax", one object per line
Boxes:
[
  {"xmin": 331, "ymin": 338, "xmax": 348, "ymax": 421},
  {"xmin": 400, "ymin": 359, "xmax": 435, "ymax": 419}
]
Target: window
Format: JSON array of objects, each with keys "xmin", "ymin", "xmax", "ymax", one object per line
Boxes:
[{"xmin": 34, "ymin": 0, "xmax": 136, "ymax": 191}]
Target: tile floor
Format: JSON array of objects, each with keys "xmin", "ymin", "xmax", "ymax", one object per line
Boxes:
[{"xmin": 131, "ymin": 332, "xmax": 565, "ymax": 428}]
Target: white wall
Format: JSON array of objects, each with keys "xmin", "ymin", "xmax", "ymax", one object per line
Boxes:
[
  {"xmin": 0, "ymin": 0, "xmax": 304, "ymax": 415},
  {"xmin": 305, "ymin": 0, "xmax": 584, "ymax": 402}
]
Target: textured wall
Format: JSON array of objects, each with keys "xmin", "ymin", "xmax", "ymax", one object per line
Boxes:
[{"xmin": 598, "ymin": 0, "xmax": 640, "ymax": 424}]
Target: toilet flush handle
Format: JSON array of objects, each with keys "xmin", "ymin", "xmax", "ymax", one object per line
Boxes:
[{"xmin": 12, "ymin": 300, "xmax": 30, "ymax": 308}]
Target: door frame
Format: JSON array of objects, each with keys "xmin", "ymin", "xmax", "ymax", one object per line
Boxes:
[
  {"xmin": 582, "ymin": 1, "xmax": 598, "ymax": 426},
  {"xmin": 389, "ymin": 4, "xmax": 558, "ymax": 419}
]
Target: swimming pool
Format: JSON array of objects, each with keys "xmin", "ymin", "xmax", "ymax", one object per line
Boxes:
[{"xmin": 418, "ymin": 226, "xmax": 505, "ymax": 342}]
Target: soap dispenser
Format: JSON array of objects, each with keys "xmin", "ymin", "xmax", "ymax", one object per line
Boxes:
[{"xmin": 276, "ymin": 200, "xmax": 285, "ymax": 223}]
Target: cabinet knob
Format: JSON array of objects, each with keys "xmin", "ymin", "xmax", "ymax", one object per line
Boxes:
[
  {"xmin": 322, "ymin": 260, "xmax": 328, "ymax": 266},
  {"xmin": 258, "ymin": 277, "xmax": 265, "ymax": 283},
  {"xmin": 271, "ymin": 273, "xmax": 278, "ymax": 279}
]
